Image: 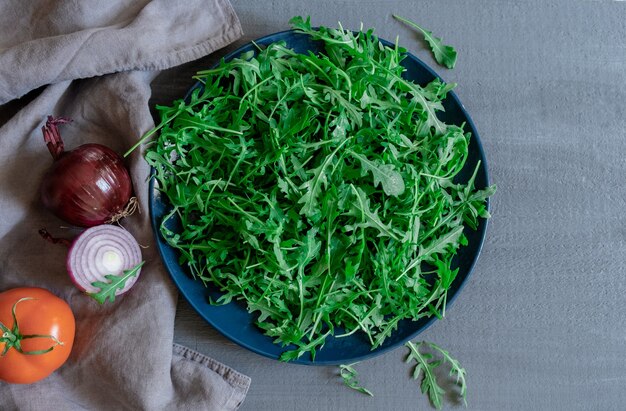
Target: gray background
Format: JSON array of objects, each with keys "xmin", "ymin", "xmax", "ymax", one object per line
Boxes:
[{"xmin": 156, "ymin": 1, "xmax": 626, "ymax": 410}]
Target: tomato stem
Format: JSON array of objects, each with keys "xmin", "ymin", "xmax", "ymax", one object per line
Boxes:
[{"xmin": 0, "ymin": 298, "xmax": 64, "ymax": 356}]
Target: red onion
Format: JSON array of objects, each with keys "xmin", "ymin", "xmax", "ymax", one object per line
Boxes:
[
  {"xmin": 67, "ymin": 225, "xmax": 142, "ymax": 296},
  {"xmin": 40, "ymin": 116, "xmax": 135, "ymax": 227}
]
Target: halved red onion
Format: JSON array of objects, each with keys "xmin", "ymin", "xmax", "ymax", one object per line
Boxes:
[{"xmin": 67, "ymin": 225, "xmax": 142, "ymax": 295}]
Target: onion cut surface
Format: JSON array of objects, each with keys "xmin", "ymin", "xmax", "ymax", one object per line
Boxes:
[{"xmin": 67, "ymin": 225, "xmax": 142, "ymax": 295}]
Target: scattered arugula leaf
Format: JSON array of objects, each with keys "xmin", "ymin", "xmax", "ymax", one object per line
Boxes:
[
  {"xmin": 339, "ymin": 363, "xmax": 374, "ymax": 397},
  {"xmin": 146, "ymin": 16, "xmax": 494, "ymax": 361},
  {"xmin": 393, "ymin": 15, "xmax": 458, "ymax": 69},
  {"xmin": 405, "ymin": 341, "xmax": 467, "ymax": 409},
  {"xmin": 88, "ymin": 261, "xmax": 145, "ymax": 304}
]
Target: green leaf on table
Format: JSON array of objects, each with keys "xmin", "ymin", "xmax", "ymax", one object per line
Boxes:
[
  {"xmin": 88, "ymin": 261, "xmax": 145, "ymax": 304},
  {"xmin": 427, "ymin": 342, "xmax": 468, "ymax": 406},
  {"xmin": 405, "ymin": 341, "xmax": 467, "ymax": 409},
  {"xmin": 339, "ymin": 363, "xmax": 374, "ymax": 397},
  {"xmin": 393, "ymin": 15, "xmax": 458, "ymax": 69}
]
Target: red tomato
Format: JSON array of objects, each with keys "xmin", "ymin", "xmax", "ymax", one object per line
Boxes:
[{"xmin": 0, "ymin": 287, "xmax": 75, "ymax": 384}]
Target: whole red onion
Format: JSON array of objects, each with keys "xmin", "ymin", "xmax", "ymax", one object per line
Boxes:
[{"xmin": 40, "ymin": 116, "xmax": 134, "ymax": 227}]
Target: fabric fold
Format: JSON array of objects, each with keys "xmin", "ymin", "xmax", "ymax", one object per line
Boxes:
[
  {"xmin": 0, "ymin": 0, "xmax": 243, "ymax": 105},
  {"xmin": 0, "ymin": 1, "xmax": 249, "ymax": 410}
]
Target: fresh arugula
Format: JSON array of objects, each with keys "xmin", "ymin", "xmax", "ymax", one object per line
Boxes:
[
  {"xmin": 145, "ymin": 16, "xmax": 494, "ymax": 361},
  {"xmin": 393, "ymin": 15, "xmax": 458, "ymax": 69},
  {"xmin": 88, "ymin": 261, "xmax": 145, "ymax": 304},
  {"xmin": 339, "ymin": 363, "xmax": 374, "ymax": 397},
  {"xmin": 405, "ymin": 341, "xmax": 467, "ymax": 409},
  {"xmin": 349, "ymin": 150, "xmax": 405, "ymax": 197}
]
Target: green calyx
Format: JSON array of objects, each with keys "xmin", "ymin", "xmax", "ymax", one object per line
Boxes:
[{"xmin": 0, "ymin": 298, "xmax": 64, "ymax": 356}]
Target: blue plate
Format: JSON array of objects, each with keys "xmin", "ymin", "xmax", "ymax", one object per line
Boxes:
[{"xmin": 149, "ymin": 29, "xmax": 491, "ymax": 365}]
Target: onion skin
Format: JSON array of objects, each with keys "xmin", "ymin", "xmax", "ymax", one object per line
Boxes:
[{"xmin": 39, "ymin": 117, "xmax": 133, "ymax": 227}]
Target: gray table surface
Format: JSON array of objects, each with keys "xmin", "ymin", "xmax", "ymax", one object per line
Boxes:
[{"xmin": 160, "ymin": 1, "xmax": 626, "ymax": 410}]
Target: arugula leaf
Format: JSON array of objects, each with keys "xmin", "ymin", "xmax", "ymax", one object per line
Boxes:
[
  {"xmin": 433, "ymin": 256, "xmax": 459, "ymax": 290},
  {"xmin": 339, "ymin": 363, "xmax": 374, "ymax": 397},
  {"xmin": 145, "ymin": 16, "xmax": 494, "ymax": 361},
  {"xmin": 419, "ymin": 225, "xmax": 464, "ymax": 263},
  {"xmin": 393, "ymin": 15, "xmax": 458, "ymax": 69},
  {"xmin": 88, "ymin": 261, "xmax": 145, "ymax": 304},
  {"xmin": 298, "ymin": 138, "xmax": 350, "ymax": 220},
  {"xmin": 345, "ymin": 185, "xmax": 402, "ymax": 239},
  {"xmin": 349, "ymin": 150, "xmax": 405, "ymax": 196},
  {"xmin": 405, "ymin": 341, "xmax": 467, "ymax": 409},
  {"xmin": 427, "ymin": 342, "xmax": 468, "ymax": 406}
]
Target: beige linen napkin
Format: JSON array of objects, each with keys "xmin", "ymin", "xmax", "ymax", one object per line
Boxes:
[{"xmin": 0, "ymin": 1, "xmax": 250, "ymax": 410}]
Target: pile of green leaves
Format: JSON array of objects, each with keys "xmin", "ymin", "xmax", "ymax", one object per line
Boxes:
[{"xmin": 146, "ymin": 16, "xmax": 494, "ymax": 361}]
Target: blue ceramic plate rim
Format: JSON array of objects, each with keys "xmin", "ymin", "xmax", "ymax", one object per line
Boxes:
[{"xmin": 149, "ymin": 29, "xmax": 491, "ymax": 365}]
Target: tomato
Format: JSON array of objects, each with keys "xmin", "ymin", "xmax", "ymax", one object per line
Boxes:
[{"xmin": 0, "ymin": 287, "xmax": 75, "ymax": 384}]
